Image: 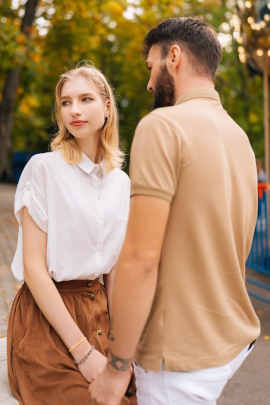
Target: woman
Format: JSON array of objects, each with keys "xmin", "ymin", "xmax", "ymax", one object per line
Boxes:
[{"xmin": 7, "ymin": 64, "xmax": 136, "ymax": 405}]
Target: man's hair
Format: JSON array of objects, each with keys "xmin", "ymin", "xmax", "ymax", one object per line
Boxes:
[{"xmin": 142, "ymin": 17, "xmax": 222, "ymax": 80}]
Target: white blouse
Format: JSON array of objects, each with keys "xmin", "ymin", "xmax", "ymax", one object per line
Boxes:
[{"xmin": 11, "ymin": 151, "xmax": 130, "ymax": 282}]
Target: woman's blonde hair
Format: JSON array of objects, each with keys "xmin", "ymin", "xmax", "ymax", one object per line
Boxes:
[{"xmin": 50, "ymin": 63, "xmax": 124, "ymax": 172}]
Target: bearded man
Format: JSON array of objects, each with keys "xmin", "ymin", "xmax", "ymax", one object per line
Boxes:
[{"xmin": 89, "ymin": 16, "xmax": 260, "ymax": 405}]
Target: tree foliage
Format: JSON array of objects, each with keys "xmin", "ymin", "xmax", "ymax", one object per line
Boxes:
[{"xmin": 0, "ymin": 0, "xmax": 267, "ymax": 177}]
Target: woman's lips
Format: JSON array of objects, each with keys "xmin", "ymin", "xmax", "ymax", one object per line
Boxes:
[{"xmin": 70, "ymin": 121, "xmax": 87, "ymax": 127}]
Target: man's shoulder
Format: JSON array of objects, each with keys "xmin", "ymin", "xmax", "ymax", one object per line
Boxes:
[
  {"xmin": 141, "ymin": 105, "xmax": 181, "ymax": 122},
  {"xmin": 136, "ymin": 106, "xmax": 183, "ymax": 135}
]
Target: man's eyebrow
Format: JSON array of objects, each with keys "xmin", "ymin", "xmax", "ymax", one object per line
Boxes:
[{"xmin": 60, "ymin": 93, "xmax": 95, "ymax": 100}]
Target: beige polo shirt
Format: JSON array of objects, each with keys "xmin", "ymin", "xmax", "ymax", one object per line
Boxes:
[{"xmin": 130, "ymin": 88, "xmax": 260, "ymax": 372}]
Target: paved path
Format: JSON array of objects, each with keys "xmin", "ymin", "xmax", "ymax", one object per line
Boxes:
[
  {"xmin": 0, "ymin": 183, "xmax": 269, "ymax": 404},
  {"xmin": 0, "ymin": 184, "xmax": 21, "ymax": 338}
]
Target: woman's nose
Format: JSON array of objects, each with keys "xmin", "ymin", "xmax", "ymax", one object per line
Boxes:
[{"xmin": 70, "ymin": 102, "xmax": 81, "ymax": 115}]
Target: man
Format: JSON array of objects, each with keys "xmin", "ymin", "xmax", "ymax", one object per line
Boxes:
[{"xmin": 89, "ymin": 17, "xmax": 260, "ymax": 405}]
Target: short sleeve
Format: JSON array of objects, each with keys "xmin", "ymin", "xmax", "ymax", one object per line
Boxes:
[
  {"xmin": 14, "ymin": 155, "xmax": 48, "ymax": 233},
  {"xmin": 130, "ymin": 113, "xmax": 181, "ymax": 202}
]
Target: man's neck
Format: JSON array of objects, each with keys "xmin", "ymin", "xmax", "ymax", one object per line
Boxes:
[{"xmin": 174, "ymin": 76, "xmax": 215, "ymax": 103}]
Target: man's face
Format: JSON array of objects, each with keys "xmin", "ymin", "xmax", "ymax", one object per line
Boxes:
[{"xmin": 146, "ymin": 45, "xmax": 175, "ymax": 109}]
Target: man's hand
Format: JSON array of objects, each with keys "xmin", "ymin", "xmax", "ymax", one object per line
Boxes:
[{"xmin": 88, "ymin": 363, "xmax": 132, "ymax": 405}]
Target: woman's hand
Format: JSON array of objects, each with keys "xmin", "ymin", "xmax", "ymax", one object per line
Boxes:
[
  {"xmin": 78, "ymin": 349, "xmax": 107, "ymax": 383},
  {"xmin": 72, "ymin": 340, "xmax": 107, "ymax": 383}
]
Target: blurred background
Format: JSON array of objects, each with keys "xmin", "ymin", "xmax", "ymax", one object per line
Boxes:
[
  {"xmin": 1, "ymin": 1, "xmax": 270, "ymax": 404},
  {"xmin": 0, "ymin": 0, "xmax": 267, "ymax": 182}
]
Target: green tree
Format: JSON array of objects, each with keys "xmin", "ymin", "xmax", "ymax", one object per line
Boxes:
[
  {"xmin": 0, "ymin": 0, "xmax": 266, "ymax": 180},
  {"xmin": 0, "ymin": 0, "xmax": 40, "ymax": 179}
]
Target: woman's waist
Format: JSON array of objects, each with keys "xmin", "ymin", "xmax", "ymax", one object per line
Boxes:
[
  {"xmin": 53, "ymin": 278, "xmax": 101, "ymax": 292},
  {"xmin": 23, "ymin": 277, "xmax": 102, "ymax": 293}
]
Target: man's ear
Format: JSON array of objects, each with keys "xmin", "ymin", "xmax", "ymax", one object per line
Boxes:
[{"xmin": 167, "ymin": 45, "xmax": 182, "ymax": 70}]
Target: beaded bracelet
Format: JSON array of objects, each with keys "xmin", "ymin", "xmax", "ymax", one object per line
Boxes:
[{"xmin": 74, "ymin": 345, "xmax": 95, "ymax": 365}]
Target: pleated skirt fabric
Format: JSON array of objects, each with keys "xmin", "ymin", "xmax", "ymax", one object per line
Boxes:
[{"xmin": 7, "ymin": 278, "xmax": 137, "ymax": 405}]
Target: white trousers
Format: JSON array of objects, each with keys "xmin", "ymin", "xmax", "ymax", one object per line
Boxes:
[{"xmin": 134, "ymin": 344, "xmax": 254, "ymax": 405}]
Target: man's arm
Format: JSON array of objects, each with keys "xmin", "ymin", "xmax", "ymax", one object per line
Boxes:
[
  {"xmin": 103, "ymin": 267, "xmax": 115, "ymax": 316},
  {"xmin": 109, "ymin": 194, "xmax": 170, "ymax": 363},
  {"xmin": 89, "ymin": 194, "xmax": 170, "ymax": 404}
]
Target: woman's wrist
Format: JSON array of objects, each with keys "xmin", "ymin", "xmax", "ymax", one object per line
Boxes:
[
  {"xmin": 74, "ymin": 345, "xmax": 95, "ymax": 365},
  {"xmin": 71, "ymin": 338, "xmax": 92, "ymax": 361}
]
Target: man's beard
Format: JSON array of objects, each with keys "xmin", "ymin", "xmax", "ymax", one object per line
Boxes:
[{"xmin": 152, "ymin": 64, "xmax": 175, "ymax": 110}]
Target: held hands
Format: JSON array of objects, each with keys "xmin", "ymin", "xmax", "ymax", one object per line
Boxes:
[
  {"xmin": 71, "ymin": 337, "xmax": 133, "ymax": 404},
  {"xmin": 88, "ymin": 363, "xmax": 132, "ymax": 405}
]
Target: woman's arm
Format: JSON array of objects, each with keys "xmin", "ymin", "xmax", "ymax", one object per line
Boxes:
[
  {"xmin": 103, "ymin": 267, "xmax": 116, "ymax": 316},
  {"xmin": 22, "ymin": 207, "xmax": 106, "ymax": 382}
]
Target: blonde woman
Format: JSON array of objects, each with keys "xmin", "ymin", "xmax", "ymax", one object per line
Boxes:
[{"xmin": 7, "ymin": 64, "xmax": 136, "ymax": 405}]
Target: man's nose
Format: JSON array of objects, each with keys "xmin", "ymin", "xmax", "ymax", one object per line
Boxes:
[{"xmin": 147, "ymin": 79, "xmax": 153, "ymax": 93}]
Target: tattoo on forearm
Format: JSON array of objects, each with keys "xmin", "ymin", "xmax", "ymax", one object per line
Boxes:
[
  {"xmin": 108, "ymin": 348, "xmax": 132, "ymax": 371},
  {"xmin": 109, "ymin": 317, "xmax": 115, "ymax": 342}
]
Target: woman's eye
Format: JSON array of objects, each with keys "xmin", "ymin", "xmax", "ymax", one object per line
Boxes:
[
  {"xmin": 61, "ymin": 101, "xmax": 70, "ymax": 106},
  {"xmin": 82, "ymin": 97, "xmax": 93, "ymax": 102}
]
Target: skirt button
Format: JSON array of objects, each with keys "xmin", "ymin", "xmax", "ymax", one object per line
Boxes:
[
  {"xmin": 87, "ymin": 282, "xmax": 92, "ymax": 288},
  {"xmin": 90, "ymin": 294, "xmax": 95, "ymax": 301},
  {"xmin": 96, "ymin": 329, "xmax": 102, "ymax": 336}
]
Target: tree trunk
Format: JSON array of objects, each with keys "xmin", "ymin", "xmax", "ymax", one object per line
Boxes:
[
  {"xmin": 0, "ymin": 70, "xmax": 21, "ymax": 178},
  {"xmin": 0, "ymin": 0, "xmax": 39, "ymax": 180}
]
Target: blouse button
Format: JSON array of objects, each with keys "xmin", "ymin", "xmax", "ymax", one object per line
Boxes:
[
  {"xmin": 97, "ymin": 245, "xmax": 101, "ymax": 250},
  {"xmin": 96, "ymin": 329, "xmax": 102, "ymax": 336},
  {"xmin": 90, "ymin": 294, "xmax": 95, "ymax": 301}
]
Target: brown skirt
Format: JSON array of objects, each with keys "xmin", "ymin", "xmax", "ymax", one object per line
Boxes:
[{"xmin": 7, "ymin": 278, "xmax": 137, "ymax": 405}]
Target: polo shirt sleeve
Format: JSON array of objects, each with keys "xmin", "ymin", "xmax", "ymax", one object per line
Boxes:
[
  {"xmin": 130, "ymin": 113, "xmax": 181, "ymax": 202},
  {"xmin": 14, "ymin": 155, "xmax": 48, "ymax": 233}
]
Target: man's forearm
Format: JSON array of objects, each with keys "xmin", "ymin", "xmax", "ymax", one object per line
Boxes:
[
  {"xmin": 103, "ymin": 267, "xmax": 115, "ymax": 316},
  {"xmin": 108, "ymin": 255, "xmax": 158, "ymax": 370}
]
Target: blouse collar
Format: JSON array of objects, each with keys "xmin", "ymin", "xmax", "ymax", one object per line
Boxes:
[{"xmin": 76, "ymin": 153, "xmax": 106, "ymax": 176}]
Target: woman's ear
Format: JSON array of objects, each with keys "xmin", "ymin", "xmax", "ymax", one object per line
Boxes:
[{"xmin": 106, "ymin": 100, "xmax": 110, "ymax": 116}]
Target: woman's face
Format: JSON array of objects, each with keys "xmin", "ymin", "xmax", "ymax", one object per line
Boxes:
[{"xmin": 60, "ymin": 75, "xmax": 108, "ymax": 141}]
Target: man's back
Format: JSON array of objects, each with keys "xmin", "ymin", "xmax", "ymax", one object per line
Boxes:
[
  {"xmin": 130, "ymin": 88, "xmax": 260, "ymax": 372},
  {"xmin": 89, "ymin": 17, "xmax": 261, "ymax": 405}
]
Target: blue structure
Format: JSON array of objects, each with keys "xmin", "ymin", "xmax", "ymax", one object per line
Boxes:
[
  {"xmin": 247, "ymin": 185, "xmax": 270, "ymax": 276},
  {"xmin": 246, "ymin": 184, "xmax": 270, "ymax": 305},
  {"xmin": 13, "ymin": 152, "xmax": 38, "ymax": 184}
]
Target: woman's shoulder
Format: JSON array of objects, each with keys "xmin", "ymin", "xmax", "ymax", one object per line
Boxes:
[
  {"xmin": 109, "ymin": 167, "xmax": 130, "ymax": 182},
  {"xmin": 26, "ymin": 151, "xmax": 54, "ymax": 167},
  {"xmin": 24, "ymin": 151, "xmax": 62, "ymax": 175},
  {"xmin": 17, "ymin": 152, "xmax": 61, "ymax": 188}
]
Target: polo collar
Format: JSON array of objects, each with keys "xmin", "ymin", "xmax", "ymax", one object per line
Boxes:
[
  {"xmin": 175, "ymin": 88, "xmax": 220, "ymax": 106},
  {"xmin": 76, "ymin": 153, "xmax": 105, "ymax": 175}
]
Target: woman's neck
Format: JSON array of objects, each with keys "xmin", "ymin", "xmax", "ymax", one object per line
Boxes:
[{"xmin": 76, "ymin": 132, "xmax": 100, "ymax": 163}]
